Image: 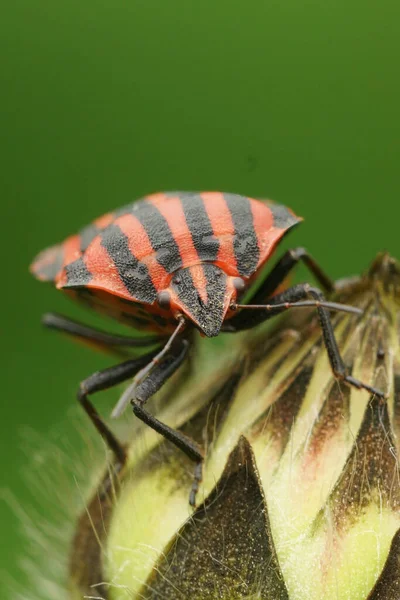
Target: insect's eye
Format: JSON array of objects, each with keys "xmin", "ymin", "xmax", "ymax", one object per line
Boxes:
[
  {"xmin": 157, "ymin": 291, "xmax": 171, "ymax": 310},
  {"xmin": 232, "ymin": 277, "xmax": 246, "ymax": 293}
]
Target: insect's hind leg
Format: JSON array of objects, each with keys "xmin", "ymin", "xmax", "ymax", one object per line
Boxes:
[
  {"xmin": 42, "ymin": 312, "xmax": 165, "ymax": 355},
  {"xmin": 78, "ymin": 348, "xmax": 161, "ymax": 466},
  {"xmin": 130, "ymin": 340, "xmax": 204, "ymax": 506}
]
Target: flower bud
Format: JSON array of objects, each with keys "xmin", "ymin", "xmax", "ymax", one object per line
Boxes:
[{"xmin": 65, "ymin": 253, "xmax": 400, "ymax": 599}]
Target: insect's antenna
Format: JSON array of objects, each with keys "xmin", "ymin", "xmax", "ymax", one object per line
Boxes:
[{"xmin": 233, "ymin": 300, "xmax": 363, "ymax": 316}]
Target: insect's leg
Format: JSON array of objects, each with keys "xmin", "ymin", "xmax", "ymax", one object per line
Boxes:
[
  {"xmin": 78, "ymin": 348, "xmax": 161, "ymax": 465},
  {"xmin": 246, "ymin": 247, "xmax": 336, "ymax": 307},
  {"xmin": 43, "ymin": 312, "xmax": 165, "ymax": 356},
  {"xmin": 112, "ymin": 318, "xmax": 187, "ymax": 417},
  {"xmin": 133, "ymin": 402, "xmax": 204, "ymax": 506},
  {"xmin": 226, "ymin": 280, "xmax": 360, "ymax": 333},
  {"xmin": 228, "ymin": 283, "xmax": 385, "ymax": 399},
  {"xmin": 222, "ymin": 248, "xmax": 336, "ymax": 333},
  {"xmin": 131, "ymin": 340, "xmax": 204, "ymax": 506}
]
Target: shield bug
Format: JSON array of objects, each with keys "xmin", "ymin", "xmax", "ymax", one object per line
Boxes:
[{"xmin": 31, "ymin": 191, "xmax": 385, "ymax": 505}]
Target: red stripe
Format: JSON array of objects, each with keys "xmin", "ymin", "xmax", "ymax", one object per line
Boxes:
[
  {"xmin": 147, "ymin": 194, "xmax": 199, "ymax": 268},
  {"xmin": 250, "ymin": 199, "xmax": 274, "ymax": 248},
  {"xmin": 61, "ymin": 235, "xmax": 81, "ymax": 267},
  {"xmin": 94, "ymin": 212, "xmax": 114, "ymax": 229},
  {"xmin": 249, "ymin": 200, "xmax": 292, "ymax": 272},
  {"xmin": 148, "ymin": 193, "xmax": 212, "ymax": 301},
  {"xmin": 200, "ymin": 192, "xmax": 239, "ymax": 277},
  {"xmin": 55, "ymin": 235, "xmax": 82, "ymax": 285},
  {"xmin": 189, "ymin": 264, "xmax": 208, "ymax": 303},
  {"xmin": 81, "ymin": 235, "xmax": 131, "ymax": 298}
]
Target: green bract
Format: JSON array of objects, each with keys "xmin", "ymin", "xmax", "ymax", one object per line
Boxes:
[{"xmin": 68, "ymin": 253, "xmax": 400, "ymax": 600}]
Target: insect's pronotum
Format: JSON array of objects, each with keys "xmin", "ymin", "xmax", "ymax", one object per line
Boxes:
[{"xmin": 31, "ymin": 191, "xmax": 385, "ymax": 505}]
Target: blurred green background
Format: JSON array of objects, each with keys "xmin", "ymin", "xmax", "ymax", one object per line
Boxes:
[{"xmin": 1, "ymin": 0, "xmax": 400, "ymax": 596}]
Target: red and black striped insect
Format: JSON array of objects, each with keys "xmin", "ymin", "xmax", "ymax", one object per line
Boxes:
[{"xmin": 31, "ymin": 191, "xmax": 384, "ymax": 505}]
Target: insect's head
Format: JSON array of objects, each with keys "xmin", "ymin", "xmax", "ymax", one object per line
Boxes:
[{"xmin": 157, "ymin": 264, "xmax": 245, "ymax": 338}]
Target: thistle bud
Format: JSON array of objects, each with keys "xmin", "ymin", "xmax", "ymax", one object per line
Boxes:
[{"xmin": 52, "ymin": 254, "xmax": 400, "ymax": 598}]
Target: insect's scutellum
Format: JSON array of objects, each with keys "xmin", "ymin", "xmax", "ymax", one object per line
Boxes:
[{"xmin": 31, "ymin": 191, "xmax": 385, "ymax": 505}]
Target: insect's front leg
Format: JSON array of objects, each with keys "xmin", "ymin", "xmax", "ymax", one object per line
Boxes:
[
  {"xmin": 223, "ymin": 247, "xmax": 337, "ymax": 334},
  {"xmin": 237, "ymin": 247, "xmax": 335, "ymax": 312},
  {"xmin": 269, "ymin": 247, "xmax": 336, "ymax": 295},
  {"xmin": 130, "ymin": 340, "xmax": 204, "ymax": 506},
  {"xmin": 226, "ymin": 283, "xmax": 386, "ymax": 400}
]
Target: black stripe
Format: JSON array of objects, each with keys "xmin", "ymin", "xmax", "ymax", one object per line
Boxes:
[
  {"xmin": 79, "ymin": 223, "xmax": 100, "ymax": 252},
  {"xmin": 180, "ymin": 194, "xmax": 220, "ymax": 262},
  {"xmin": 173, "ymin": 264, "xmax": 226, "ymax": 337},
  {"xmin": 100, "ymin": 224, "xmax": 157, "ymax": 303},
  {"xmin": 113, "ymin": 202, "xmax": 134, "ymax": 218},
  {"xmin": 64, "ymin": 257, "xmax": 92, "ymax": 287},
  {"xmin": 224, "ymin": 194, "xmax": 260, "ymax": 276},
  {"xmin": 175, "ymin": 267, "xmax": 197, "ymax": 311},
  {"xmin": 120, "ymin": 312, "xmax": 154, "ymax": 326},
  {"xmin": 37, "ymin": 246, "xmax": 64, "ymax": 281},
  {"xmin": 132, "ymin": 200, "xmax": 182, "ymax": 273},
  {"xmin": 204, "ymin": 262, "xmax": 227, "ymax": 311},
  {"xmin": 267, "ymin": 202, "xmax": 301, "ymax": 230}
]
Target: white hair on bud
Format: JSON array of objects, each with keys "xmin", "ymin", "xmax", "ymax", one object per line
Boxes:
[{"xmin": 4, "ymin": 408, "xmax": 115, "ymax": 599}]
